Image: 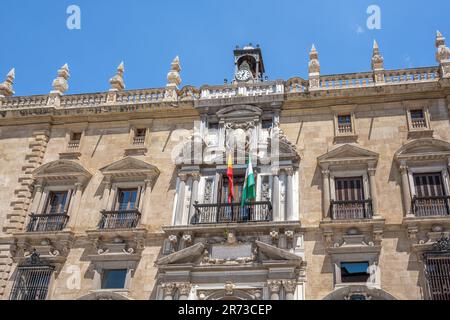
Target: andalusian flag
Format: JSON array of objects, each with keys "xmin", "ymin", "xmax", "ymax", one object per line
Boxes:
[
  {"xmin": 241, "ymin": 155, "xmax": 256, "ymax": 207},
  {"xmin": 227, "ymin": 154, "xmax": 234, "ymax": 203}
]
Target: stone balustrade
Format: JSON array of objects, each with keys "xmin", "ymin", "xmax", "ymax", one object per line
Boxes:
[{"xmin": 0, "ymin": 66, "xmax": 444, "ymax": 110}]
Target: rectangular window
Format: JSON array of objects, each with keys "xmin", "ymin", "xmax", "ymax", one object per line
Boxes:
[
  {"xmin": 133, "ymin": 129, "xmax": 146, "ymax": 145},
  {"xmin": 413, "ymin": 173, "xmax": 445, "ymax": 198},
  {"xmin": 412, "ymin": 173, "xmax": 449, "ymax": 217},
  {"xmin": 68, "ymin": 132, "xmax": 82, "ymax": 150},
  {"xmin": 341, "ymin": 262, "xmax": 370, "ymax": 283},
  {"xmin": 10, "ymin": 266, "xmax": 54, "ymax": 300},
  {"xmin": 116, "ymin": 188, "xmax": 138, "ymax": 211},
  {"xmin": 101, "ymin": 269, "xmax": 128, "ymax": 289},
  {"xmin": 410, "ymin": 109, "xmax": 427, "ymax": 129},
  {"xmin": 335, "ymin": 177, "xmax": 364, "ymax": 201},
  {"xmin": 45, "ymin": 191, "xmax": 69, "ymax": 214},
  {"xmin": 262, "ymin": 120, "xmax": 273, "ymax": 129},
  {"xmin": 424, "ymin": 255, "xmax": 450, "ymax": 300},
  {"xmin": 337, "ymin": 115, "xmax": 353, "ymax": 134},
  {"xmin": 208, "ymin": 122, "xmax": 219, "ymax": 130}
]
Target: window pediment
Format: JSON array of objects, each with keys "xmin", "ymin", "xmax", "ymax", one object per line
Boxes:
[
  {"xmin": 318, "ymin": 144, "xmax": 379, "ymax": 168},
  {"xmin": 395, "ymin": 138, "xmax": 450, "ymax": 163},
  {"xmin": 33, "ymin": 160, "xmax": 92, "ymax": 184},
  {"xmin": 100, "ymin": 157, "xmax": 160, "ymax": 181},
  {"xmin": 216, "ymin": 105, "xmax": 262, "ymax": 119}
]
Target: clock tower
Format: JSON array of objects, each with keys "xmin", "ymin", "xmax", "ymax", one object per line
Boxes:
[{"xmin": 233, "ymin": 44, "xmax": 265, "ymax": 83}]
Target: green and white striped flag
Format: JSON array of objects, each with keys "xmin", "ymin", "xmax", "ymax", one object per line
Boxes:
[{"xmin": 241, "ymin": 155, "xmax": 256, "ymax": 207}]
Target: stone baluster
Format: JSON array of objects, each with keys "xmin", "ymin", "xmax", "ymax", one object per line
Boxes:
[
  {"xmin": 400, "ymin": 163, "xmax": 413, "ymax": 217},
  {"xmin": 268, "ymin": 280, "xmax": 282, "ymax": 300}
]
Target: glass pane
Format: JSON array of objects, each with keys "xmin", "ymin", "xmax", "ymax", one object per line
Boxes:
[
  {"xmin": 341, "ymin": 262, "xmax": 370, "ymax": 283},
  {"xmin": 102, "ymin": 269, "xmax": 127, "ymax": 289},
  {"xmin": 47, "ymin": 191, "xmax": 68, "ymax": 214},
  {"xmin": 117, "ymin": 189, "xmax": 138, "ymax": 211},
  {"xmin": 410, "ymin": 109, "xmax": 425, "ymax": 119}
]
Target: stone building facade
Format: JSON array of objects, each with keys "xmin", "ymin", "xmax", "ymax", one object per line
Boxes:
[{"xmin": 1, "ymin": 32, "xmax": 450, "ymax": 300}]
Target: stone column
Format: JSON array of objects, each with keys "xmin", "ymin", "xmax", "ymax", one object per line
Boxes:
[
  {"xmin": 177, "ymin": 283, "xmax": 192, "ymax": 300},
  {"xmin": 175, "ymin": 174, "xmax": 187, "ymax": 225},
  {"xmin": 368, "ymin": 166, "xmax": 379, "ymax": 217},
  {"xmin": 400, "ymin": 163, "xmax": 412, "ymax": 216},
  {"xmin": 66, "ymin": 182, "xmax": 84, "ymax": 230},
  {"xmin": 187, "ymin": 173, "xmax": 200, "ymax": 225},
  {"xmin": 162, "ymin": 283, "xmax": 177, "ymax": 300},
  {"xmin": 142, "ymin": 178, "xmax": 153, "ymax": 224},
  {"xmin": 283, "ymin": 280, "xmax": 297, "ymax": 300},
  {"xmin": 272, "ymin": 170, "xmax": 280, "ymax": 222},
  {"xmin": 321, "ymin": 167, "xmax": 331, "ymax": 220},
  {"xmin": 285, "ymin": 168, "xmax": 294, "ymax": 221},
  {"xmin": 101, "ymin": 179, "xmax": 112, "ymax": 210},
  {"xmin": 30, "ymin": 182, "xmax": 44, "ymax": 214},
  {"xmin": 268, "ymin": 280, "xmax": 281, "ymax": 300}
]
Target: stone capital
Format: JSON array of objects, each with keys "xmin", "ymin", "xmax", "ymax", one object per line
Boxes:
[
  {"xmin": 267, "ymin": 280, "xmax": 282, "ymax": 293},
  {"xmin": 162, "ymin": 282, "xmax": 177, "ymax": 296},
  {"xmin": 282, "ymin": 280, "xmax": 297, "ymax": 294},
  {"xmin": 176, "ymin": 283, "xmax": 192, "ymax": 296}
]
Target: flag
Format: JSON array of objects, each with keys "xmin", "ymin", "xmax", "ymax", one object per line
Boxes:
[
  {"xmin": 227, "ymin": 153, "xmax": 234, "ymax": 203},
  {"xmin": 241, "ymin": 155, "xmax": 256, "ymax": 207}
]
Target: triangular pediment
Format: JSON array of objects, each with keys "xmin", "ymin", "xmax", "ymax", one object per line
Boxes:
[
  {"xmin": 156, "ymin": 243, "xmax": 205, "ymax": 265},
  {"xmin": 318, "ymin": 144, "xmax": 379, "ymax": 167},
  {"xmin": 255, "ymin": 241, "xmax": 302, "ymax": 262},
  {"xmin": 395, "ymin": 138, "xmax": 450, "ymax": 162},
  {"xmin": 33, "ymin": 160, "xmax": 92, "ymax": 183},
  {"xmin": 100, "ymin": 157, "xmax": 160, "ymax": 179}
]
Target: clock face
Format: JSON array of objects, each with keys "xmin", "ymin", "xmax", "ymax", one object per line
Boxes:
[{"xmin": 235, "ymin": 69, "xmax": 252, "ymax": 81}]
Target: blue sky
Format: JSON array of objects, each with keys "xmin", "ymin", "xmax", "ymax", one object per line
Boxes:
[{"xmin": 1, "ymin": 0, "xmax": 450, "ymax": 96}]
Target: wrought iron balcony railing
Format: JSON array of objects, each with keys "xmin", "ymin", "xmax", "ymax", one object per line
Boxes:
[
  {"xmin": 98, "ymin": 210, "xmax": 141, "ymax": 230},
  {"xmin": 191, "ymin": 201, "xmax": 272, "ymax": 225},
  {"xmin": 412, "ymin": 196, "xmax": 450, "ymax": 217},
  {"xmin": 330, "ymin": 200, "xmax": 373, "ymax": 220},
  {"xmin": 26, "ymin": 213, "xmax": 69, "ymax": 232}
]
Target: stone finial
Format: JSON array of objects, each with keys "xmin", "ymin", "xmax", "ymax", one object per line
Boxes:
[
  {"xmin": 371, "ymin": 40, "xmax": 384, "ymax": 70},
  {"xmin": 308, "ymin": 45, "xmax": 320, "ymax": 74},
  {"xmin": 436, "ymin": 31, "xmax": 450, "ymax": 79},
  {"xmin": 109, "ymin": 62, "xmax": 125, "ymax": 91},
  {"xmin": 167, "ymin": 56, "xmax": 182, "ymax": 88},
  {"xmin": 436, "ymin": 30, "xmax": 450, "ymax": 63},
  {"xmin": 51, "ymin": 63, "xmax": 70, "ymax": 94},
  {"xmin": 0, "ymin": 68, "xmax": 15, "ymax": 97},
  {"xmin": 308, "ymin": 45, "xmax": 320, "ymax": 90}
]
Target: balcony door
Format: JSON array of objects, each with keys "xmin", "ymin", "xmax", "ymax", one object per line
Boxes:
[
  {"xmin": 221, "ymin": 176, "xmax": 245, "ymax": 204},
  {"xmin": 45, "ymin": 191, "xmax": 70, "ymax": 214},
  {"xmin": 413, "ymin": 173, "xmax": 449, "ymax": 217},
  {"xmin": 333, "ymin": 177, "xmax": 368, "ymax": 219},
  {"xmin": 115, "ymin": 188, "xmax": 139, "ymax": 211}
]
